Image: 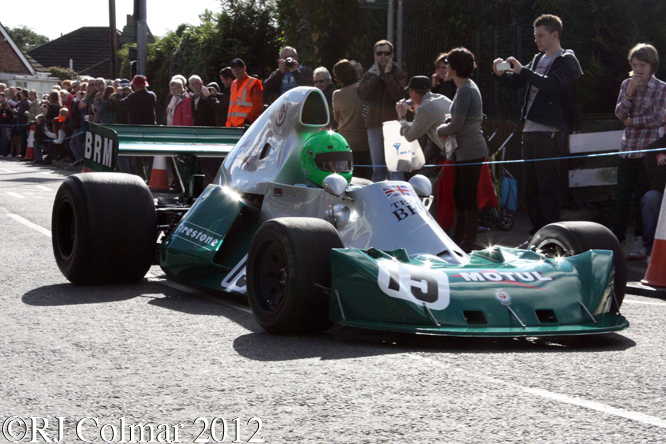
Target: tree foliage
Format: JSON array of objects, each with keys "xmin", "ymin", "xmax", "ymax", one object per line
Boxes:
[
  {"xmin": 48, "ymin": 66, "xmax": 78, "ymax": 81},
  {"xmin": 6, "ymin": 25, "xmax": 50, "ymax": 52}
]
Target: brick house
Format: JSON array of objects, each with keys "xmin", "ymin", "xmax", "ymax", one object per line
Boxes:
[{"xmin": 0, "ymin": 22, "xmax": 59, "ymax": 95}]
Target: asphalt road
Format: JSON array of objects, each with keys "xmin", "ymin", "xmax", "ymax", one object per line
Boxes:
[{"xmin": 1, "ymin": 158, "xmax": 665, "ymax": 444}]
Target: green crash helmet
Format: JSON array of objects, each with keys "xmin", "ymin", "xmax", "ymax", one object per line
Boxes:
[{"xmin": 301, "ymin": 131, "xmax": 354, "ymax": 187}]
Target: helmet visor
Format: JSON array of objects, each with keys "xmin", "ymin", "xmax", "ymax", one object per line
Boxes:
[{"xmin": 315, "ymin": 151, "xmax": 354, "ymax": 173}]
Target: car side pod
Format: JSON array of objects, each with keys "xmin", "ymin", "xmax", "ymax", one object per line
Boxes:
[
  {"xmin": 159, "ymin": 184, "xmax": 260, "ymax": 289},
  {"xmin": 328, "ymin": 246, "xmax": 629, "ymax": 337}
]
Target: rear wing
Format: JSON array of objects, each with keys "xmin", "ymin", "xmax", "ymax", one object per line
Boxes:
[{"xmin": 82, "ymin": 121, "xmax": 244, "ymax": 173}]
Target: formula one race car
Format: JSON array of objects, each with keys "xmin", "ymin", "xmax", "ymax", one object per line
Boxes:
[{"xmin": 51, "ymin": 87, "xmax": 629, "ymax": 337}]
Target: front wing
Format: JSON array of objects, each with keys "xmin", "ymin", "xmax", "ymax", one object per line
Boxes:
[{"xmin": 329, "ymin": 246, "xmax": 628, "ymax": 337}]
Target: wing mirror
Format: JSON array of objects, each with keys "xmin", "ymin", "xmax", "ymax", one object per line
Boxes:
[
  {"xmin": 409, "ymin": 174, "xmax": 432, "ymax": 197},
  {"xmin": 322, "ymin": 174, "xmax": 348, "ymax": 197}
]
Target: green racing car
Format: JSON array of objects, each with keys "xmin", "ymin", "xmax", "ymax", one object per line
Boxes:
[{"xmin": 51, "ymin": 86, "xmax": 629, "ymax": 337}]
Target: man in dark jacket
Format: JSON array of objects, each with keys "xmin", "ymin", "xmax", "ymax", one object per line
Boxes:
[
  {"xmin": 263, "ymin": 46, "xmax": 313, "ymax": 103},
  {"xmin": 493, "ymin": 14, "xmax": 582, "ymax": 236},
  {"xmin": 357, "ymin": 39, "xmax": 408, "ymax": 182},
  {"xmin": 189, "ymin": 75, "xmax": 216, "ymax": 127},
  {"xmin": 112, "ymin": 75, "xmax": 156, "ymax": 177}
]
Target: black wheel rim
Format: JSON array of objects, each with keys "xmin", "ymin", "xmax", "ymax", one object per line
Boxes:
[
  {"xmin": 56, "ymin": 200, "xmax": 75, "ymax": 260},
  {"xmin": 535, "ymin": 239, "xmax": 572, "ymax": 258},
  {"xmin": 256, "ymin": 239, "xmax": 288, "ymax": 315}
]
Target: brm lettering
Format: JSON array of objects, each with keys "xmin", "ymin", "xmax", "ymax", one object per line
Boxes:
[
  {"xmin": 459, "ymin": 271, "xmax": 553, "ymax": 282},
  {"xmin": 391, "ymin": 199, "xmax": 421, "ymax": 222},
  {"xmin": 84, "ymin": 132, "xmax": 114, "ymax": 168}
]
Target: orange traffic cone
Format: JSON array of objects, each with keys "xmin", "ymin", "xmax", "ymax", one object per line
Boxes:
[
  {"xmin": 148, "ymin": 156, "xmax": 170, "ymax": 190},
  {"xmin": 642, "ymin": 185, "xmax": 666, "ymax": 287},
  {"xmin": 25, "ymin": 124, "xmax": 36, "ymax": 160}
]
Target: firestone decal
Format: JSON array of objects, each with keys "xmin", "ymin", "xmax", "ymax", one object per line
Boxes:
[
  {"xmin": 377, "ymin": 260, "xmax": 450, "ymax": 311},
  {"xmin": 173, "ymin": 222, "xmax": 221, "ymax": 250}
]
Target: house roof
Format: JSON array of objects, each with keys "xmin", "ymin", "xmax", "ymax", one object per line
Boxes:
[
  {"xmin": 28, "ymin": 27, "xmax": 120, "ymax": 78},
  {"xmin": 0, "ymin": 21, "xmax": 37, "ymax": 75}
]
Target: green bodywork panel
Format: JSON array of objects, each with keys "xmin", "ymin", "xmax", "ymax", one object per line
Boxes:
[
  {"xmin": 159, "ymin": 184, "xmax": 259, "ymax": 292},
  {"xmin": 330, "ymin": 247, "xmax": 628, "ymax": 336}
]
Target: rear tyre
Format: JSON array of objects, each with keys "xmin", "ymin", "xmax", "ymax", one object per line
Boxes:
[
  {"xmin": 528, "ymin": 221, "xmax": 626, "ymax": 312},
  {"xmin": 52, "ymin": 173, "xmax": 157, "ymax": 285},
  {"xmin": 247, "ymin": 217, "xmax": 343, "ymax": 334}
]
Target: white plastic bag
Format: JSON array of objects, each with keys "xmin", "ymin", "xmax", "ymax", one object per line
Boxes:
[{"xmin": 382, "ymin": 120, "xmax": 425, "ymax": 172}]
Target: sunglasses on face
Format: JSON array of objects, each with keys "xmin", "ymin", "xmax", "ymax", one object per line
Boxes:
[{"xmin": 375, "ymin": 51, "xmax": 392, "ymax": 56}]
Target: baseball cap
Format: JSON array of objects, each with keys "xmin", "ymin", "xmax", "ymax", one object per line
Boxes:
[{"xmin": 230, "ymin": 58, "xmax": 245, "ymax": 68}]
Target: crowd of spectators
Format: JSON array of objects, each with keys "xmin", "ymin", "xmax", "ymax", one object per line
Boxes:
[{"xmin": 2, "ymin": 19, "xmax": 665, "ymax": 256}]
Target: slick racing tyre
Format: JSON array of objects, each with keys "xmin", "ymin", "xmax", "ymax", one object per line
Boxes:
[
  {"xmin": 528, "ymin": 221, "xmax": 626, "ymax": 312},
  {"xmin": 52, "ymin": 173, "xmax": 157, "ymax": 285},
  {"xmin": 247, "ymin": 217, "xmax": 344, "ymax": 334}
]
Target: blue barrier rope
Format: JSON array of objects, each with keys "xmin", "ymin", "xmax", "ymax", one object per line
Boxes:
[{"xmin": 355, "ymin": 145, "xmax": 666, "ymax": 169}]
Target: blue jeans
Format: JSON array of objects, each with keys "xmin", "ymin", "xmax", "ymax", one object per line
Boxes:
[
  {"xmin": 641, "ymin": 189, "xmax": 663, "ymax": 256},
  {"xmin": 367, "ymin": 127, "xmax": 404, "ymax": 182}
]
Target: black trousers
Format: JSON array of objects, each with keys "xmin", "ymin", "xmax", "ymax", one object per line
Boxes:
[
  {"xmin": 453, "ymin": 157, "xmax": 484, "ymax": 212},
  {"xmin": 522, "ymin": 131, "xmax": 563, "ymax": 235}
]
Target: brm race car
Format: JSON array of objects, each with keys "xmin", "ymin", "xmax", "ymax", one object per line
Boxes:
[{"xmin": 52, "ymin": 87, "xmax": 629, "ymax": 337}]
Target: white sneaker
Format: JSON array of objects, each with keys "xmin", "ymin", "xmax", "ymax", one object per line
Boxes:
[{"xmin": 628, "ymin": 236, "xmax": 647, "ymax": 260}]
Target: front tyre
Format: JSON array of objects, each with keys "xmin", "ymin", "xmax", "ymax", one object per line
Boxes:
[
  {"xmin": 528, "ymin": 221, "xmax": 626, "ymax": 312},
  {"xmin": 52, "ymin": 173, "xmax": 157, "ymax": 285},
  {"xmin": 247, "ymin": 218, "xmax": 344, "ymax": 334}
]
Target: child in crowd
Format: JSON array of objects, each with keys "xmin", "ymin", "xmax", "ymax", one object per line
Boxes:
[{"xmin": 46, "ymin": 107, "xmax": 72, "ymax": 162}]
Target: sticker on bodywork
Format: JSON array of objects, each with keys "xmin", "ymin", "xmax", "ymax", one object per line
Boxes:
[
  {"xmin": 377, "ymin": 260, "xmax": 450, "ymax": 311},
  {"xmin": 221, "ymin": 254, "xmax": 247, "ymax": 294}
]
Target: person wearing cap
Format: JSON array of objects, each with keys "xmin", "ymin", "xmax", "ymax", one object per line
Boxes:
[
  {"xmin": 396, "ymin": 75, "xmax": 452, "ymax": 218},
  {"xmin": 357, "ymin": 39, "xmax": 408, "ymax": 182},
  {"xmin": 226, "ymin": 58, "xmax": 263, "ymax": 128},
  {"xmin": 188, "ymin": 75, "xmax": 216, "ymax": 127},
  {"xmin": 112, "ymin": 75, "xmax": 156, "ymax": 125},
  {"xmin": 111, "ymin": 75, "xmax": 157, "ymax": 178},
  {"xmin": 264, "ymin": 46, "xmax": 314, "ymax": 103},
  {"xmin": 396, "ymin": 75, "xmax": 451, "ymax": 151},
  {"xmin": 205, "ymin": 81, "xmax": 226, "ymax": 127}
]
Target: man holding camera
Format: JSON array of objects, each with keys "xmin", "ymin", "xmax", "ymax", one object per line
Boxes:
[
  {"xmin": 493, "ymin": 14, "xmax": 582, "ymax": 238},
  {"xmin": 264, "ymin": 46, "xmax": 313, "ymax": 102}
]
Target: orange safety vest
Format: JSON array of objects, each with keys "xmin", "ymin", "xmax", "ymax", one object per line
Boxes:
[{"xmin": 226, "ymin": 76, "xmax": 261, "ymax": 127}]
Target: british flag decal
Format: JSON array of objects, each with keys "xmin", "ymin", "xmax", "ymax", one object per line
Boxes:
[{"xmin": 382, "ymin": 184, "xmax": 413, "ymax": 199}]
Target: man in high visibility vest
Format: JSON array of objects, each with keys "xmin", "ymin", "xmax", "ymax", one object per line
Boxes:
[{"xmin": 226, "ymin": 59, "xmax": 263, "ymax": 128}]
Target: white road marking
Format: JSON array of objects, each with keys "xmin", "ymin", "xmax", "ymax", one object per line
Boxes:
[
  {"xmin": 414, "ymin": 355, "xmax": 666, "ymax": 428},
  {"xmin": 0, "ymin": 167, "xmax": 14, "ymax": 173},
  {"xmin": 3, "ymin": 212, "xmax": 51, "ymax": 237},
  {"xmin": 6, "ymin": 192, "xmax": 25, "ymax": 199},
  {"xmin": 35, "ymin": 185, "xmax": 52, "ymax": 191},
  {"xmin": 623, "ymin": 299, "xmax": 666, "ymax": 306}
]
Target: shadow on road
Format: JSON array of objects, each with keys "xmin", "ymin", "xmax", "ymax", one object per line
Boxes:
[{"xmin": 232, "ymin": 326, "xmax": 635, "ymax": 362}]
